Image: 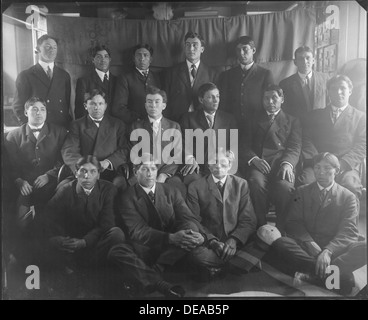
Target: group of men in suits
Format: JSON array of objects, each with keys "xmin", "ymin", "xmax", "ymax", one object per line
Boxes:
[{"xmin": 6, "ymin": 31, "xmax": 366, "ymax": 297}]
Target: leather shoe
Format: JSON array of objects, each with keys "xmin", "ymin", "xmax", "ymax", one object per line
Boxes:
[
  {"xmin": 155, "ymin": 280, "xmax": 185, "ymax": 298},
  {"xmin": 195, "ymin": 266, "xmax": 224, "ymax": 282}
]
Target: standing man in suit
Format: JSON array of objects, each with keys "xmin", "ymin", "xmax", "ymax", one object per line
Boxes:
[
  {"xmin": 271, "ymin": 153, "xmax": 366, "ymax": 295},
  {"xmin": 12, "ymin": 34, "xmax": 72, "ymax": 128},
  {"xmin": 179, "ymin": 82, "xmax": 238, "ymax": 187},
  {"xmin": 219, "ymin": 36, "xmax": 274, "ymax": 131},
  {"xmin": 62, "ymin": 89, "xmax": 129, "ymax": 190},
  {"xmin": 240, "ymin": 85, "xmax": 302, "ymax": 232},
  {"xmin": 112, "ymin": 44, "xmax": 161, "ymax": 126},
  {"xmin": 74, "ymin": 45, "xmax": 117, "ymax": 119},
  {"xmin": 279, "ymin": 46, "xmax": 329, "ymax": 118},
  {"xmin": 5, "ymin": 97, "xmax": 67, "ymax": 263},
  {"xmin": 163, "ymin": 31, "xmax": 217, "ymax": 122},
  {"xmin": 186, "ymin": 150, "xmax": 257, "ymax": 277},
  {"xmin": 117, "ymin": 153, "xmax": 204, "ymax": 297},
  {"xmin": 300, "ymin": 75, "xmax": 366, "ymax": 198}
]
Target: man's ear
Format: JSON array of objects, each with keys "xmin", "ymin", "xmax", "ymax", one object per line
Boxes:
[
  {"xmin": 252, "ymin": 47, "xmax": 257, "ymax": 54},
  {"xmin": 198, "ymin": 96, "xmax": 203, "ymax": 104},
  {"xmin": 84, "ymin": 103, "xmax": 88, "ymax": 110},
  {"xmin": 334, "ymin": 167, "xmax": 340, "ymax": 175},
  {"xmin": 24, "ymin": 109, "xmax": 28, "ymax": 117},
  {"xmin": 162, "ymin": 103, "xmax": 166, "ymax": 111}
]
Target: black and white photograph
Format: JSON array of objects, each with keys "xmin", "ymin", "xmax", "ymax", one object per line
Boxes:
[{"xmin": 2, "ymin": 0, "xmax": 367, "ymax": 303}]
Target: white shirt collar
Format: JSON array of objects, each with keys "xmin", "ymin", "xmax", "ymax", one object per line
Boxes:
[
  {"xmin": 266, "ymin": 109, "xmax": 281, "ymax": 117},
  {"xmin": 136, "ymin": 67, "xmax": 149, "ymax": 76},
  {"xmin": 148, "ymin": 115, "xmax": 162, "ymax": 124},
  {"xmin": 95, "ymin": 68, "xmax": 109, "ymax": 82},
  {"xmin": 186, "ymin": 59, "xmax": 200, "ymax": 70},
  {"xmin": 298, "ymin": 71, "xmax": 312, "ymax": 80},
  {"xmin": 89, "ymin": 115, "xmax": 104, "ymax": 122},
  {"xmin": 317, "ymin": 181, "xmax": 334, "ymax": 192},
  {"xmin": 140, "ymin": 183, "xmax": 156, "ymax": 195},
  {"xmin": 28, "ymin": 123, "xmax": 45, "ymax": 130},
  {"xmin": 240, "ymin": 61, "xmax": 254, "ymax": 71},
  {"xmin": 212, "ymin": 175, "xmax": 227, "ymax": 185},
  {"xmin": 204, "ymin": 110, "xmax": 216, "ymax": 118},
  {"xmin": 82, "ymin": 185, "xmax": 95, "ymax": 195},
  {"xmin": 39, "ymin": 60, "xmax": 54, "ymax": 71},
  {"xmin": 331, "ymin": 104, "xmax": 348, "ymax": 113}
]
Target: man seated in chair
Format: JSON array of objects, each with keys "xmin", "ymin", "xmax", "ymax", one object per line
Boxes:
[
  {"xmin": 117, "ymin": 153, "xmax": 204, "ymax": 297},
  {"xmin": 128, "ymin": 86, "xmax": 185, "ymax": 194},
  {"xmin": 271, "ymin": 152, "xmax": 367, "ymax": 295},
  {"xmin": 5, "ymin": 97, "xmax": 67, "ymax": 263},
  {"xmin": 62, "ymin": 89, "xmax": 129, "ymax": 190},
  {"xmin": 43, "ymin": 156, "xmax": 134, "ymax": 296},
  {"xmin": 186, "ymin": 149, "xmax": 257, "ymax": 279},
  {"xmin": 239, "ymin": 84, "xmax": 302, "ymax": 232},
  {"xmin": 300, "ymin": 75, "xmax": 366, "ymax": 199}
]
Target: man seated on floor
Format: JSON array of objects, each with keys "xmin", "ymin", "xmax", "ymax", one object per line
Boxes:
[
  {"xmin": 62, "ymin": 89, "xmax": 129, "ymax": 190},
  {"xmin": 5, "ymin": 96, "xmax": 67, "ymax": 263},
  {"xmin": 117, "ymin": 153, "xmax": 204, "ymax": 297},
  {"xmin": 271, "ymin": 152, "xmax": 367, "ymax": 295},
  {"xmin": 43, "ymin": 156, "xmax": 131, "ymax": 295},
  {"xmin": 186, "ymin": 149, "xmax": 257, "ymax": 279},
  {"xmin": 129, "ymin": 86, "xmax": 185, "ymax": 194}
]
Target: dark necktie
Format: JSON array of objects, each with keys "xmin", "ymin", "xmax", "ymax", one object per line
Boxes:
[
  {"xmin": 142, "ymin": 70, "xmax": 148, "ymax": 79},
  {"xmin": 268, "ymin": 113, "xmax": 276, "ymax": 124},
  {"xmin": 320, "ymin": 188, "xmax": 328, "ymax": 203},
  {"xmin": 216, "ymin": 181, "xmax": 224, "ymax": 196},
  {"xmin": 191, "ymin": 64, "xmax": 197, "ymax": 79},
  {"xmin": 46, "ymin": 66, "xmax": 53, "ymax": 79},
  {"xmin": 331, "ymin": 110, "xmax": 339, "ymax": 124},
  {"xmin": 206, "ymin": 114, "xmax": 214, "ymax": 128},
  {"xmin": 103, "ymin": 73, "xmax": 109, "ymax": 84},
  {"xmin": 148, "ymin": 190, "xmax": 155, "ymax": 204}
]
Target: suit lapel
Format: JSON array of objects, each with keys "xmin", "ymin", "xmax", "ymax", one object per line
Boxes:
[
  {"xmin": 222, "ymin": 175, "xmax": 233, "ymax": 236},
  {"xmin": 178, "ymin": 62, "xmax": 191, "ymax": 90},
  {"xmin": 207, "ymin": 175, "xmax": 223, "ymax": 203},
  {"xmin": 334, "ymin": 104, "xmax": 353, "ymax": 127},
  {"xmin": 33, "ymin": 64, "xmax": 51, "ymax": 87},
  {"xmin": 199, "ymin": 110, "xmax": 210, "ymax": 129},
  {"xmin": 94, "ymin": 116, "xmax": 113, "ymax": 150},
  {"xmin": 257, "ymin": 111, "xmax": 271, "ymax": 133},
  {"xmin": 84, "ymin": 116, "xmax": 99, "ymax": 142},
  {"xmin": 25, "ymin": 125, "xmax": 37, "ymax": 145},
  {"xmin": 36, "ymin": 123, "xmax": 50, "ymax": 146}
]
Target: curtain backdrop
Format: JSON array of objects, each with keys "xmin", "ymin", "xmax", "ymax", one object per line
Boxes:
[{"xmin": 47, "ymin": 7, "xmax": 316, "ymax": 112}]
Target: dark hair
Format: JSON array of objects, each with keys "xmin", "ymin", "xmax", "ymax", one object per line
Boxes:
[
  {"xmin": 133, "ymin": 44, "xmax": 154, "ymax": 56},
  {"xmin": 133, "ymin": 153, "xmax": 157, "ymax": 172},
  {"xmin": 327, "ymin": 74, "xmax": 353, "ymax": 91},
  {"xmin": 36, "ymin": 34, "xmax": 58, "ymax": 51},
  {"xmin": 264, "ymin": 84, "xmax": 284, "ymax": 98},
  {"xmin": 209, "ymin": 149, "xmax": 235, "ymax": 165},
  {"xmin": 294, "ymin": 46, "xmax": 314, "ymax": 59},
  {"xmin": 146, "ymin": 86, "xmax": 167, "ymax": 103},
  {"xmin": 184, "ymin": 31, "xmax": 205, "ymax": 47},
  {"xmin": 76, "ymin": 155, "xmax": 102, "ymax": 172},
  {"xmin": 313, "ymin": 152, "xmax": 340, "ymax": 170},
  {"xmin": 198, "ymin": 82, "xmax": 218, "ymax": 99},
  {"xmin": 235, "ymin": 36, "xmax": 255, "ymax": 49},
  {"xmin": 84, "ymin": 89, "xmax": 106, "ymax": 103},
  {"xmin": 24, "ymin": 97, "xmax": 47, "ymax": 111},
  {"xmin": 90, "ymin": 45, "xmax": 111, "ymax": 58}
]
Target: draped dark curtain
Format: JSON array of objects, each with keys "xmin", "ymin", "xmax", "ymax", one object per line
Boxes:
[{"xmin": 47, "ymin": 7, "xmax": 316, "ymax": 112}]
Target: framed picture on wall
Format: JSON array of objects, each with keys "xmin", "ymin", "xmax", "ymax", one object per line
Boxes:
[
  {"xmin": 323, "ymin": 44, "xmax": 337, "ymax": 73},
  {"xmin": 316, "ymin": 48, "xmax": 324, "ymax": 72}
]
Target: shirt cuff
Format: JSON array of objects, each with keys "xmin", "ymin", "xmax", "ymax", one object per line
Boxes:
[
  {"xmin": 280, "ymin": 161, "xmax": 293, "ymax": 170},
  {"xmin": 248, "ymin": 156, "xmax": 259, "ymax": 166}
]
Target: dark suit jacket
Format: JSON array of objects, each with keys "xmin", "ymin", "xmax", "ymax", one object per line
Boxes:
[
  {"xmin": 302, "ymin": 105, "xmax": 366, "ymax": 171},
  {"xmin": 129, "ymin": 116, "xmax": 182, "ymax": 176},
  {"xmin": 163, "ymin": 61, "xmax": 218, "ymax": 122},
  {"xmin": 180, "ymin": 109, "xmax": 238, "ymax": 173},
  {"xmin": 218, "ymin": 64, "xmax": 274, "ymax": 126},
  {"xmin": 45, "ymin": 179, "xmax": 117, "ymax": 248},
  {"xmin": 241, "ymin": 109, "xmax": 301, "ymax": 174},
  {"xmin": 187, "ymin": 174, "xmax": 256, "ymax": 245},
  {"xmin": 12, "ymin": 64, "xmax": 71, "ymax": 127},
  {"xmin": 119, "ymin": 183, "xmax": 199, "ymax": 251},
  {"xmin": 112, "ymin": 68, "xmax": 161, "ymax": 125},
  {"xmin": 285, "ymin": 182, "xmax": 359, "ymax": 257},
  {"xmin": 279, "ymin": 71, "xmax": 329, "ymax": 118},
  {"xmin": 74, "ymin": 70, "xmax": 117, "ymax": 119},
  {"xmin": 61, "ymin": 114, "xmax": 128, "ymax": 172},
  {"xmin": 5, "ymin": 122, "xmax": 68, "ymax": 183}
]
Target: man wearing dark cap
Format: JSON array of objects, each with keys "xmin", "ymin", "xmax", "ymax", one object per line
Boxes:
[
  {"xmin": 219, "ymin": 35, "xmax": 274, "ymax": 131},
  {"xmin": 74, "ymin": 45, "xmax": 117, "ymax": 119},
  {"xmin": 112, "ymin": 44, "xmax": 161, "ymax": 125},
  {"xmin": 163, "ymin": 31, "xmax": 218, "ymax": 122}
]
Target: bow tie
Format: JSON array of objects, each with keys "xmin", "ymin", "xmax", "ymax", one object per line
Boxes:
[
  {"xmin": 31, "ymin": 128, "xmax": 42, "ymax": 133},
  {"xmin": 93, "ymin": 120, "xmax": 102, "ymax": 124}
]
